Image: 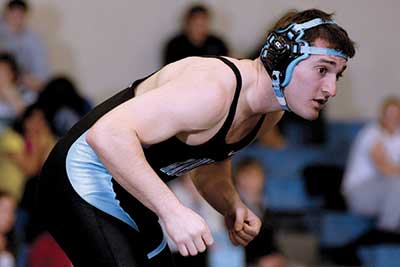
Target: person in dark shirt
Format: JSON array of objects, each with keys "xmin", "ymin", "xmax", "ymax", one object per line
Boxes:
[{"xmin": 163, "ymin": 4, "xmax": 229, "ymax": 65}]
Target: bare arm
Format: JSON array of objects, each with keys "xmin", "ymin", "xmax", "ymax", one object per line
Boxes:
[
  {"xmin": 191, "ymin": 160, "xmax": 262, "ymax": 246},
  {"xmin": 86, "ymin": 70, "xmax": 231, "ymax": 256},
  {"xmin": 191, "ymin": 159, "xmax": 241, "ymax": 215},
  {"xmin": 370, "ymin": 141, "xmax": 400, "ymax": 177},
  {"xmin": 87, "ymin": 73, "xmax": 227, "ymax": 213},
  {"xmin": 9, "ymin": 130, "xmax": 55, "ymax": 177}
]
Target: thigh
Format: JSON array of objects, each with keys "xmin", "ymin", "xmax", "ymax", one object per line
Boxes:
[
  {"xmin": 38, "ymin": 168, "xmax": 174, "ymax": 267},
  {"xmin": 45, "ymin": 188, "xmax": 145, "ymax": 266}
]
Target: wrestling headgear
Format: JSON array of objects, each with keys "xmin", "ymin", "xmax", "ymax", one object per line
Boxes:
[{"xmin": 260, "ymin": 18, "xmax": 348, "ymax": 111}]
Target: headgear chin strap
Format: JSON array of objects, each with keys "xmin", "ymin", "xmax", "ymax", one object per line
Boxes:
[{"xmin": 260, "ymin": 18, "xmax": 348, "ymax": 111}]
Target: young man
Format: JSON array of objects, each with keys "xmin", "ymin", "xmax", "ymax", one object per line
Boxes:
[
  {"xmin": 37, "ymin": 8, "xmax": 355, "ymax": 267},
  {"xmin": 163, "ymin": 4, "xmax": 229, "ymax": 65}
]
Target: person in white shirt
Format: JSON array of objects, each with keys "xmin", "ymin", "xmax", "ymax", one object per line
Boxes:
[{"xmin": 343, "ymin": 96, "xmax": 400, "ymax": 231}]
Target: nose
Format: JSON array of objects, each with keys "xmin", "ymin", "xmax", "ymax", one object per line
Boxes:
[{"xmin": 322, "ymin": 77, "xmax": 337, "ymax": 97}]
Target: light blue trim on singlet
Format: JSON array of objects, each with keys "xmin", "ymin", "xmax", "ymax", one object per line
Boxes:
[
  {"xmin": 66, "ymin": 131, "xmax": 168, "ymax": 259},
  {"xmin": 147, "ymin": 234, "xmax": 167, "ymax": 259},
  {"xmin": 66, "ymin": 131, "xmax": 169, "ymax": 259},
  {"xmin": 65, "ymin": 131, "xmax": 139, "ymax": 231}
]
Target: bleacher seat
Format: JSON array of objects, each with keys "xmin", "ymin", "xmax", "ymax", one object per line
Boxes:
[
  {"xmin": 264, "ymin": 176, "xmax": 320, "ymax": 212},
  {"xmin": 320, "ymin": 211, "xmax": 374, "ymax": 247},
  {"xmin": 236, "ymin": 145, "xmax": 327, "ymax": 180},
  {"xmin": 359, "ymin": 245, "xmax": 400, "ymax": 267}
]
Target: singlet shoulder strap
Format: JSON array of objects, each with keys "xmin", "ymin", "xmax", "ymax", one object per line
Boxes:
[
  {"xmin": 211, "ymin": 56, "xmax": 242, "ymax": 140},
  {"xmin": 231, "ymin": 114, "xmax": 266, "ymax": 150}
]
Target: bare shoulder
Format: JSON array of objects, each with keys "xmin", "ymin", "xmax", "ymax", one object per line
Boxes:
[
  {"xmin": 98, "ymin": 57, "xmax": 245, "ymax": 144},
  {"xmin": 217, "ymin": 57, "xmax": 259, "ymax": 90},
  {"xmin": 91, "ymin": 57, "xmax": 263, "ymax": 145},
  {"xmin": 154, "ymin": 56, "xmax": 243, "ymax": 118}
]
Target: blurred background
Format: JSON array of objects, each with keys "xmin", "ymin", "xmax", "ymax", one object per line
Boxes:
[{"xmin": 14, "ymin": 0, "xmax": 400, "ymax": 121}]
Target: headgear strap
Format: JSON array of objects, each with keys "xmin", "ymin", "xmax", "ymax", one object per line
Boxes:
[{"xmin": 260, "ymin": 18, "xmax": 348, "ymax": 111}]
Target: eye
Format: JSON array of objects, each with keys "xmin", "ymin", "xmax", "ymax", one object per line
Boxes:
[
  {"xmin": 336, "ymin": 73, "xmax": 343, "ymax": 81},
  {"xmin": 317, "ymin": 67, "xmax": 327, "ymax": 75}
]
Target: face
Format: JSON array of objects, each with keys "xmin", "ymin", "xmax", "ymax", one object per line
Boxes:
[
  {"xmin": 382, "ymin": 103, "xmax": 400, "ymax": 133},
  {"xmin": 4, "ymin": 7, "xmax": 27, "ymax": 31},
  {"xmin": 24, "ymin": 109, "xmax": 48, "ymax": 134},
  {"xmin": 186, "ymin": 12, "xmax": 210, "ymax": 43},
  {"xmin": 0, "ymin": 196, "xmax": 16, "ymax": 234},
  {"xmin": 0, "ymin": 61, "xmax": 15, "ymax": 86},
  {"xmin": 284, "ymin": 39, "xmax": 348, "ymax": 120}
]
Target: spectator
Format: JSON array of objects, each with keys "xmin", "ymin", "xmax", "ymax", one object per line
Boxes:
[
  {"xmin": 234, "ymin": 158, "xmax": 286, "ymax": 267},
  {"xmin": 0, "ymin": 128, "xmax": 24, "ymax": 200},
  {"xmin": 0, "ymin": 53, "xmax": 33, "ymax": 130},
  {"xmin": 0, "ymin": 0, "xmax": 50, "ymax": 92},
  {"xmin": 163, "ymin": 4, "xmax": 229, "ymax": 65},
  {"xmin": 37, "ymin": 76, "xmax": 92, "ymax": 137},
  {"xmin": 0, "ymin": 53, "xmax": 31, "ymax": 201},
  {"xmin": 343, "ymin": 96, "xmax": 400, "ymax": 231},
  {"xmin": 9, "ymin": 104, "xmax": 56, "ymax": 245},
  {"xmin": 9, "ymin": 103, "xmax": 56, "ymax": 178}
]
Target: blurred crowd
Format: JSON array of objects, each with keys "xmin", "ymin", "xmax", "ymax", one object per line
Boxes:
[{"xmin": 0, "ymin": 1, "xmax": 91, "ymax": 266}]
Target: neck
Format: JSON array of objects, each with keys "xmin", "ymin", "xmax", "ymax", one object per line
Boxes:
[
  {"xmin": 243, "ymin": 58, "xmax": 283, "ymax": 115},
  {"xmin": 382, "ymin": 124, "xmax": 397, "ymax": 135}
]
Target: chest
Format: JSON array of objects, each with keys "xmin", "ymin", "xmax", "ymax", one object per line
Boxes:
[
  {"xmin": 225, "ymin": 116, "xmax": 263, "ymax": 144},
  {"xmin": 177, "ymin": 114, "xmax": 265, "ymax": 146}
]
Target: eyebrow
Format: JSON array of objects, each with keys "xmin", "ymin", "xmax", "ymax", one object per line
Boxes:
[
  {"xmin": 317, "ymin": 59, "xmax": 347, "ymax": 76},
  {"xmin": 317, "ymin": 59, "xmax": 337, "ymax": 66}
]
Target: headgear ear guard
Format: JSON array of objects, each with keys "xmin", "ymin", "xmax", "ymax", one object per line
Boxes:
[{"xmin": 260, "ymin": 18, "xmax": 348, "ymax": 111}]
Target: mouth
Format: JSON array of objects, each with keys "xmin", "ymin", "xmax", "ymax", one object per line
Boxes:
[{"xmin": 312, "ymin": 98, "xmax": 328, "ymax": 109}]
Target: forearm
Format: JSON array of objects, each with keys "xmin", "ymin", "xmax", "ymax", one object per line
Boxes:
[
  {"xmin": 191, "ymin": 161, "xmax": 243, "ymax": 216},
  {"xmin": 383, "ymin": 164, "xmax": 400, "ymax": 177},
  {"xmin": 86, "ymin": 126, "xmax": 182, "ymax": 220},
  {"xmin": 373, "ymin": 155, "xmax": 400, "ymax": 177},
  {"xmin": 370, "ymin": 141, "xmax": 400, "ymax": 177}
]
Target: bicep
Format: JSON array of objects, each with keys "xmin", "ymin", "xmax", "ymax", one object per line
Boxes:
[{"xmin": 92, "ymin": 78, "xmax": 227, "ymax": 145}]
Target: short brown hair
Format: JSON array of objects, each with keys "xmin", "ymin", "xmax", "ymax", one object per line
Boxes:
[
  {"xmin": 6, "ymin": 0, "xmax": 29, "ymax": 12},
  {"xmin": 379, "ymin": 96, "xmax": 400, "ymax": 125},
  {"xmin": 269, "ymin": 9, "xmax": 356, "ymax": 58},
  {"xmin": 184, "ymin": 4, "xmax": 209, "ymax": 23}
]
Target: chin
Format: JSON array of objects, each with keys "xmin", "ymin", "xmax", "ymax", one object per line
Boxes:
[{"xmin": 295, "ymin": 109, "xmax": 319, "ymax": 121}]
